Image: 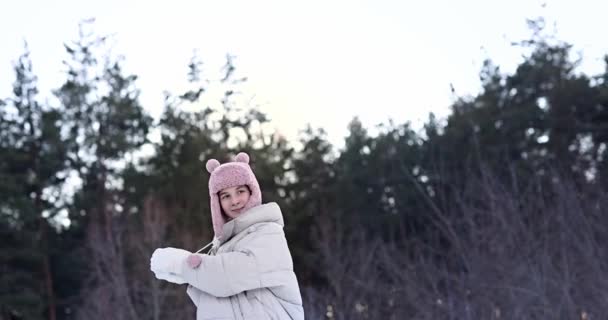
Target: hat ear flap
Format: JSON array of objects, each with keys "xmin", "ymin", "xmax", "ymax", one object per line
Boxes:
[
  {"xmin": 210, "ymin": 194, "xmax": 225, "ymax": 237},
  {"xmin": 235, "ymin": 152, "xmax": 250, "ymax": 164},
  {"xmin": 206, "ymin": 159, "xmax": 220, "ymax": 173}
]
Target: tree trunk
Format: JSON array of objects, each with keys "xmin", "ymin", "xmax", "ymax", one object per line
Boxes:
[{"xmin": 40, "ymin": 220, "xmax": 56, "ymax": 320}]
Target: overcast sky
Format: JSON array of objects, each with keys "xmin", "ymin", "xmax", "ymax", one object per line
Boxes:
[{"xmin": 2, "ymin": 0, "xmax": 608, "ymax": 147}]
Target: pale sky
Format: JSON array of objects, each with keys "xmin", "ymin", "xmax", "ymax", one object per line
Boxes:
[{"xmin": 2, "ymin": 0, "xmax": 608, "ymax": 147}]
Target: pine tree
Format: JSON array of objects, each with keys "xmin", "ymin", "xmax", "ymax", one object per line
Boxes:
[{"xmin": 0, "ymin": 45, "xmax": 67, "ymax": 320}]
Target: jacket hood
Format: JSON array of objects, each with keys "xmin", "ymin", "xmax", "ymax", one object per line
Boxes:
[{"xmin": 219, "ymin": 202, "xmax": 284, "ymax": 244}]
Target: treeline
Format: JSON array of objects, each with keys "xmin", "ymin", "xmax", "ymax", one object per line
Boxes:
[{"xmin": 1, "ymin": 20, "xmax": 607, "ymax": 319}]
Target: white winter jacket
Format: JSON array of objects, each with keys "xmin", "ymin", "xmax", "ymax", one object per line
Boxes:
[{"xmin": 181, "ymin": 203, "xmax": 304, "ymax": 320}]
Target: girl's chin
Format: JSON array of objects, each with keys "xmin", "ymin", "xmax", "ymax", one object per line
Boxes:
[{"xmin": 229, "ymin": 209, "xmax": 243, "ymax": 216}]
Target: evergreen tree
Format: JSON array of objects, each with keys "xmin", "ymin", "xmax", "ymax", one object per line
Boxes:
[
  {"xmin": 52, "ymin": 22, "xmax": 152, "ymax": 319},
  {"xmin": 0, "ymin": 46, "xmax": 66, "ymax": 320}
]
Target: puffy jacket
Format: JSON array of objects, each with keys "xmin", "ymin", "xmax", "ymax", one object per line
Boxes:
[{"xmin": 181, "ymin": 202, "xmax": 304, "ymax": 320}]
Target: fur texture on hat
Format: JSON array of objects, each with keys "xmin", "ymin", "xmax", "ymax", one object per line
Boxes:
[{"xmin": 205, "ymin": 152, "xmax": 262, "ymax": 238}]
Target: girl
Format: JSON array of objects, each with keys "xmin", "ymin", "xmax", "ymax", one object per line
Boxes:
[{"xmin": 150, "ymin": 152, "xmax": 304, "ymax": 320}]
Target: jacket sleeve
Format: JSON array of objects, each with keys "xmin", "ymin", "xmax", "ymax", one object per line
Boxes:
[
  {"xmin": 180, "ymin": 223, "xmax": 295, "ymax": 298},
  {"xmin": 186, "ymin": 285, "xmax": 200, "ymax": 307}
]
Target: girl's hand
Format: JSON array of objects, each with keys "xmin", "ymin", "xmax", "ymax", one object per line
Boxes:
[{"xmin": 187, "ymin": 254, "xmax": 203, "ymax": 269}]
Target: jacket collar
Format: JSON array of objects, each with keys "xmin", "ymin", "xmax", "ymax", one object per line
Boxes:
[{"xmin": 219, "ymin": 202, "xmax": 284, "ymax": 243}]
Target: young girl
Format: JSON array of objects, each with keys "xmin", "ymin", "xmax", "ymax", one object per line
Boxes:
[{"xmin": 150, "ymin": 152, "xmax": 304, "ymax": 320}]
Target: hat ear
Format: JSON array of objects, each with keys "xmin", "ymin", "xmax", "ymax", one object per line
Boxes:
[
  {"xmin": 235, "ymin": 152, "xmax": 250, "ymax": 164},
  {"xmin": 206, "ymin": 159, "xmax": 221, "ymax": 173}
]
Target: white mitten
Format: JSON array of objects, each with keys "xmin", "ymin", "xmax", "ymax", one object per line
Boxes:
[
  {"xmin": 150, "ymin": 247, "xmax": 191, "ymax": 279},
  {"xmin": 153, "ymin": 271, "xmax": 186, "ymax": 284}
]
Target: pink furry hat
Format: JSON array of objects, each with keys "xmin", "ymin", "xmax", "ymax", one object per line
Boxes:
[{"xmin": 205, "ymin": 152, "xmax": 262, "ymax": 238}]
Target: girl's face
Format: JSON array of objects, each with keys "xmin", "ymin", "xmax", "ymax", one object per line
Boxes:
[{"xmin": 219, "ymin": 185, "xmax": 251, "ymax": 219}]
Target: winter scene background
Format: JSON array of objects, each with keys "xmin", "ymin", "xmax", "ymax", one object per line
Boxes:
[{"xmin": 1, "ymin": 1, "xmax": 608, "ymax": 319}]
